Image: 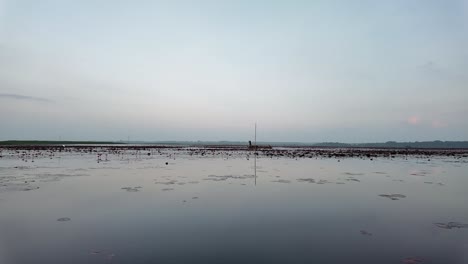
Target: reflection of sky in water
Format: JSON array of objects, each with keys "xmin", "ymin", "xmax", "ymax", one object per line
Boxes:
[{"xmin": 0, "ymin": 151, "xmax": 467, "ymax": 264}]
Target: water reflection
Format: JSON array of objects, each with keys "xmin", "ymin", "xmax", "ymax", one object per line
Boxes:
[
  {"xmin": 254, "ymin": 151, "xmax": 257, "ymax": 186},
  {"xmin": 0, "ymin": 149, "xmax": 467, "ymax": 264}
]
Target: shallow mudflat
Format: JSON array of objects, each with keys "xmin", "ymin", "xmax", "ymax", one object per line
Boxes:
[{"xmin": 0, "ymin": 146, "xmax": 467, "ymax": 264}]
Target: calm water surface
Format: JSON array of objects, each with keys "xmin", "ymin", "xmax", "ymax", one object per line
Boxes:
[{"xmin": 0, "ymin": 149, "xmax": 467, "ymax": 264}]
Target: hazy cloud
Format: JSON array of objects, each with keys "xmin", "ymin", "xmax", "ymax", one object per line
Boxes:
[
  {"xmin": 0, "ymin": 93, "xmax": 53, "ymax": 103},
  {"xmin": 406, "ymin": 116, "xmax": 421, "ymax": 125},
  {"xmin": 406, "ymin": 116, "xmax": 449, "ymax": 129}
]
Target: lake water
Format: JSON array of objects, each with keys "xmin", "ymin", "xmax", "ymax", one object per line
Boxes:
[{"xmin": 0, "ymin": 148, "xmax": 467, "ymax": 264}]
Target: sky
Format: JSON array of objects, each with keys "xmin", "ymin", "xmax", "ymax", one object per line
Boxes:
[{"xmin": 0, "ymin": 0, "xmax": 467, "ymax": 142}]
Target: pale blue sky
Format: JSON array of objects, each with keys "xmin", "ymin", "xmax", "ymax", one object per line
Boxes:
[{"xmin": 1, "ymin": 0, "xmax": 467, "ymax": 142}]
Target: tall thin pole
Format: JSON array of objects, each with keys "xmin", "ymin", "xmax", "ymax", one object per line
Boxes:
[
  {"xmin": 254, "ymin": 122, "xmax": 257, "ymax": 147},
  {"xmin": 254, "ymin": 122, "xmax": 257, "ymax": 186}
]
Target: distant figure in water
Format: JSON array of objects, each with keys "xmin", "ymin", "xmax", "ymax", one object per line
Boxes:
[
  {"xmin": 248, "ymin": 140, "xmax": 263, "ymax": 150},
  {"xmin": 248, "ymin": 140, "xmax": 256, "ymax": 150}
]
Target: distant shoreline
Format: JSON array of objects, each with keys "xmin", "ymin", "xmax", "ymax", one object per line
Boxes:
[
  {"xmin": 1, "ymin": 140, "xmax": 468, "ymax": 149},
  {"xmin": 0, "ymin": 140, "xmax": 122, "ymax": 146},
  {"xmin": 1, "ymin": 144, "xmax": 467, "ymax": 159}
]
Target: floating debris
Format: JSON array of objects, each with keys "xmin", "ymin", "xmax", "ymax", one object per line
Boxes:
[
  {"xmin": 188, "ymin": 181, "xmax": 199, "ymax": 184},
  {"xmin": 161, "ymin": 188, "xmax": 174, "ymax": 191},
  {"xmin": 410, "ymin": 171, "xmax": 430, "ymax": 176},
  {"xmin": 346, "ymin": 178, "xmax": 360, "ymax": 182},
  {"xmin": 57, "ymin": 217, "xmax": 71, "ymax": 222},
  {"xmin": 154, "ymin": 180, "xmax": 177, "ymax": 185},
  {"xmin": 297, "ymin": 178, "xmax": 315, "ymax": 183},
  {"xmin": 296, "ymin": 178, "xmax": 330, "ymax": 184},
  {"xmin": 203, "ymin": 177, "xmax": 227, "ymax": 182},
  {"xmin": 343, "ymin": 172, "xmax": 365, "ymax": 176},
  {"xmin": 359, "ymin": 230, "xmax": 372, "ymax": 236},
  {"xmin": 271, "ymin": 179, "xmax": 291, "ymax": 183},
  {"xmin": 434, "ymin": 222, "xmax": 468, "ymax": 229},
  {"xmin": 121, "ymin": 186, "xmax": 142, "ymax": 192},
  {"xmin": 23, "ymin": 186, "xmax": 40, "ymax": 191},
  {"xmin": 203, "ymin": 174, "xmax": 253, "ymax": 182},
  {"xmin": 379, "ymin": 194, "xmax": 406, "ymax": 200}
]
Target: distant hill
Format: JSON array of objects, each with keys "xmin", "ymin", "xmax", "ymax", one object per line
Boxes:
[
  {"xmin": 0, "ymin": 140, "xmax": 121, "ymax": 145},
  {"xmin": 309, "ymin": 141, "xmax": 468, "ymax": 149}
]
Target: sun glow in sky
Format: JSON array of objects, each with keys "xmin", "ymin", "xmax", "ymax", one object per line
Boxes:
[{"xmin": 1, "ymin": 0, "xmax": 467, "ymax": 142}]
